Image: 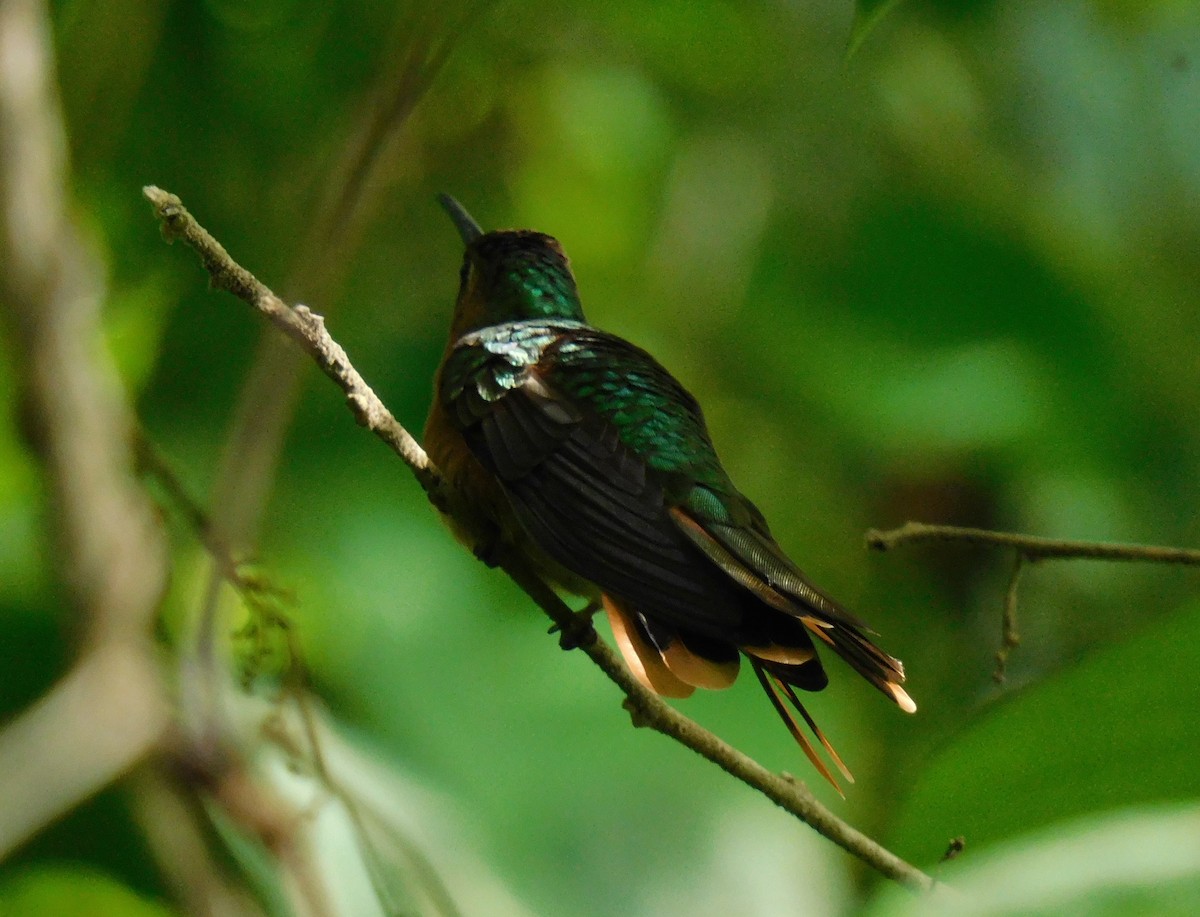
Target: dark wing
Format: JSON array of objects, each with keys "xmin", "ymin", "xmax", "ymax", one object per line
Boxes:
[{"xmin": 441, "ymin": 322, "xmax": 767, "ymax": 642}]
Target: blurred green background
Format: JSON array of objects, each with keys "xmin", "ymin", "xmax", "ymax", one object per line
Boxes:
[{"xmin": 3, "ymin": 0, "xmax": 1200, "ymax": 914}]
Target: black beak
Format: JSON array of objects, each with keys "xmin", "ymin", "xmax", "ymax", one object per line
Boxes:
[{"xmin": 437, "ymin": 193, "xmax": 483, "ymax": 245}]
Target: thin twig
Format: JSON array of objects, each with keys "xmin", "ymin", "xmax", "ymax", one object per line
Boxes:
[
  {"xmin": 283, "ymin": 633, "xmax": 464, "ymax": 917},
  {"xmin": 144, "ymin": 187, "xmax": 940, "ymax": 894},
  {"xmin": 298, "ymin": 4, "xmax": 492, "ymax": 286},
  {"xmin": 993, "ymin": 554, "xmax": 1025, "ymax": 684},
  {"xmin": 867, "ymin": 522, "xmax": 1200, "ymax": 565},
  {"xmin": 868, "ymin": 521, "xmax": 1200, "ymax": 679},
  {"xmin": 278, "ymin": 686, "xmax": 465, "ymax": 917},
  {"xmin": 135, "ymin": 431, "xmax": 244, "ymax": 583}
]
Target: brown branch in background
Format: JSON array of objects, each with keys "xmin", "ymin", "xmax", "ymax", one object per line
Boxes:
[
  {"xmin": 0, "ymin": 4, "xmax": 437, "ymax": 914},
  {"xmin": 194, "ymin": 10, "xmax": 479, "ymax": 722},
  {"xmin": 208, "ymin": 4, "xmax": 485, "ymax": 559},
  {"xmin": 296, "ymin": 2, "xmax": 496, "ymax": 288},
  {"xmin": 143, "ymin": 187, "xmax": 942, "ymax": 895},
  {"xmin": 866, "ymin": 522, "xmax": 1200, "ymax": 565},
  {"xmin": 140, "ymin": 398, "xmax": 463, "ymax": 917},
  {"xmin": 135, "ymin": 432, "xmax": 243, "ymax": 583},
  {"xmin": 131, "ymin": 769, "xmax": 267, "ymax": 917},
  {"xmin": 0, "ymin": 0, "xmax": 169, "ymax": 858},
  {"xmin": 867, "ymin": 521, "xmax": 1200, "ymax": 678},
  {"xmin": 141, "ymin": 11, "xmax": 488, "ymax": 909}
]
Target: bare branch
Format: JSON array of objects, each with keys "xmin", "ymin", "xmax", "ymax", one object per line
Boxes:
[
  {"xmin": 0, "ymin": 645, "xmax": 167, "ymax": 859},
  {"xmin": 0, "ymin": 6, "xmax": 423, "ymax": 912},
  {"xmin": 145, "ymin": 186, "xmax": 440, "ymax": 499},
  {"xmin": 131, "ymin": 769, "xmax": 266, "ymax": 917},
  {"xmin": 868, "ymin": 521, "xmax": 1200, "ymax": 679},
  {"xmin": 143, "ymin": 187, "xmax": 940, "ymax": 894},
  {"xmin": 867, "ymin": 522, "xmax": 1200, "ymax": 565}
]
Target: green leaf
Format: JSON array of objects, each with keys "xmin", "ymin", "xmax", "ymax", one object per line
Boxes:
[
  {"xmin": 848, "ymin": 0, "xmax": 908, "ymax": 58},
  {"xmin": 885, "ymin": 600, "xmax": 1200, "ymax": 868},
  {"xmin": 0, "ymin": 867, "xmax": 177, "ymax": 917},
  {"xmin": 868, "ymin": 803, "xmax": 1200, "ymax": 917}
]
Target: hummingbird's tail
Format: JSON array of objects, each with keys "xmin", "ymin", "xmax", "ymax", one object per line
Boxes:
[
  {"xmin": 669, "ymin": 503, "xmax": 917, "ymax": 717},
  {"xmin": 603, "ymin": 594, "xmax": 737, "ymax": 699},
  {"xmin": 797, "ymin": 614, "xmax": 917, "ymax": 715},
  {"xmin": 604, "ymin": 592, "xmax": 857, "ymax": 793},
  {"xmin": 750, "ymin": 657, "xmax": 854, "ymax": 794}
]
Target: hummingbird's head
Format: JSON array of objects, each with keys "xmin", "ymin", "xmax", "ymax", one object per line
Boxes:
[{"xmin": 438, "ymin": 195, "xmax": 586, "ymax": 337}]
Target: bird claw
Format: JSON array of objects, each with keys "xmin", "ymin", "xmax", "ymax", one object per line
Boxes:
[
  {"xmin": 551, "ymin": 599, "xmax": 600, "ymax": 650},
  {"xmin": 471, "ymin": 536, "xmax": 505, "ymax": 568},
  {"xmin": 622, "ymin": 697, "xmax": 651, "ymax": 728}
]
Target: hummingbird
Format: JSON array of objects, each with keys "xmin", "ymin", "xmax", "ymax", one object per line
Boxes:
[{"xmin": 424, "ymin": 195, "xmax": 915, "ymax": 790}]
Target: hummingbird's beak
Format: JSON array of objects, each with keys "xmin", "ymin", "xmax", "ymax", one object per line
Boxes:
[{"xmin": 437, "ymin": 193, "xmax": 483, "ymax": 246}]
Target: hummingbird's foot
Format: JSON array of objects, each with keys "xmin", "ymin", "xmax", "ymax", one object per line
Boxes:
[
  {"xmin": 426, "ymin": 486, "xmax": 451, "ymax": 515},
  {"xmin": 550, "ymin": 599, "xmax": 601, "ymax": 650},
  {"xmin": 471, "ymin": 533, "xmax": 505, "ymax": 568}
]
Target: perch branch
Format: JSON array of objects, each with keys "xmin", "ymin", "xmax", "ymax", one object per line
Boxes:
[
  {"xmin": 144, "ymin": 186, "xmax": 940, "ymax": 894},
  {"xmin": 196, "ymin": 10, "xmax": 477, "ymax": 723},
  {"xmin": 144, "ymin": 187, "xmax": 439, "ymax": 499}
]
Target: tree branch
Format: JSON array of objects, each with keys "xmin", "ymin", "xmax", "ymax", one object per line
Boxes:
[
  {"xmin": 144, "ymin": 186, "xmax": 940, "ymax": 894},
  {"xmin": 866, "ymin": 521, "xmax": 1200, "ymax": 565},
  {"xmin": 146, "ymin": 187, "xmax": 440, "ymax": 500},
  {"xmin": 145, "ymin": 17, "xmax": 486, "ymax": 907},
  {"xmin": 867, "ymin": 521, "xmax": 1200, "ymax": 680},
  {"xmin": 0, "ymin": 0, "xmax": 169, "ymax": 858},
  {"xmin": 197, "ymin": 11, "xmax": 479, "ymax": 720}
]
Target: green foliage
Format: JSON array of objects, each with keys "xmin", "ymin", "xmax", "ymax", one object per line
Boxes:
[
  {"xmin": 849, "ymin": 0, "xmax": 909, "ymax": 57},
  {"xmin": 0, "ymin": 867, "xmax": 176, "ymax": 917},
  {"xmin": 868, "ymin": 804, "xmax": 1200, "ymax": 916},
  {"xmin": 887, "ymin": 599, "xmax": 1200, "ymax": 865},
  {"xmin": 229, "ymin": 567, "xmax": 299, "ymax": 689}
]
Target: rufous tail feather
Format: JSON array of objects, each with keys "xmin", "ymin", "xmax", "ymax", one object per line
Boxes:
[
  {"xmin": 605, "ymin": 594, "xmax": 742, "ymax": 693},
  {"xmin": 604, "ymin": 595, "xmax": 694, "ymax": 698}
]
